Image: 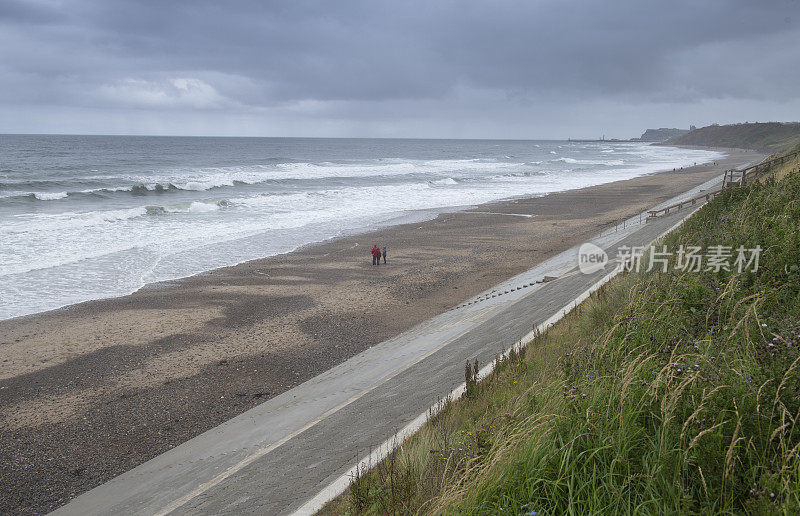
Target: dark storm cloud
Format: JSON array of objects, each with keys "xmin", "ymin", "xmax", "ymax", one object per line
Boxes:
[
  {"xmin": 0, "ymin": 0, "xmax": 798, "ymax": 135},
  {"xmin": 0, "ymin": 0, "xmax": 63, "ymax": 24}
]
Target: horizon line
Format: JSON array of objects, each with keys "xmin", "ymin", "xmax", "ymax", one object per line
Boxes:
[{"xmin": 0, "ymin": 132, "xmax": 639, "ymax": 142}]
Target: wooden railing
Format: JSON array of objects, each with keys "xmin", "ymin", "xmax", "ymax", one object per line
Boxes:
[
  {"xmin": 722, "ymin": 149, "xmax": 800, "ymax": 188},
  {"xmin": 646, "ymin": 188, "xmax": 724, "ymax": 219},
  {"xmin": 647, "ymin": 149, "xmax": 800, "ymax": 220}
]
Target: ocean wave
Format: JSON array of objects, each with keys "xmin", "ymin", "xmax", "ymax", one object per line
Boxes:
[
  {"xmin": 140, "ymin": 160, "xmax": 497, "ymax": 193},
  {"xmin": 430, "ymin": 177, "xmax": 458, "ymax": 185},
  {"xmin": 129, "ymin": 183, "xmax": 177, "ymax": 194},
  {"xmin": 17, "ymin": 199, "xmax": 229, "ymax": 227},
  {"xmin": 33, "ymin": 191, "xmax": 69, "ymax": 200},
  {"xmin": 49, "ymin": 207, "xmax": 149, "ymax": 222},
  {"xmin": 269, "ymin": 158, "xmax": 518, "ymax": 181},
  {"xmin": 187, "ymin": 201, "xmax": 220, "ymax": 213},
  {"xmin": 491, "ymin": 170, "xmax": 550, "ymax": 180},
  {"xmin": 0, "ymin": 191, "xmax": 73, "ymax": 201},
  {"xmin": 553, "ymin": 157, "xmax": 625, "ymax": 166},
  {"xmin": 0, "ymin": 161, "xmax": 481, "ymax": 200},
  {"xmin": 1, "ymin": 140, "xmax": 730, "ymax": 320},
  {"xmin": 1, "ymin": 158, "xmax": 532, "ymax": 202},
  {"xmin": 141, "ymin": 201, "xmax": 222, "ymax": 215}
]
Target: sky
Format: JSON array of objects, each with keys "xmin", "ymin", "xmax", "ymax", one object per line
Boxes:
[{"xmin": 1, "ymin": 0, "xmax": 799, "ymax": 139}]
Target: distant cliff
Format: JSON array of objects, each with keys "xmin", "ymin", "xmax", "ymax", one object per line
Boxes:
[
  {"xmin": 638, "ymin": 128, "xmax": 689, "ymax": 142},
  {"xmin": 661, "ymin": 122, "xmax": 800, "ymax": 152}
]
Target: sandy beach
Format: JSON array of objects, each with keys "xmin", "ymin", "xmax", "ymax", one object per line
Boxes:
[{"xmin": 0, "ymin": 148, "xmax": 758, "ymax": 514}]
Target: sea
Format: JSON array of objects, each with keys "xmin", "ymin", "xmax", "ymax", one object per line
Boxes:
[{"xmin": 0, "ymin": 135, "xmax": 723, "ymax": 320}]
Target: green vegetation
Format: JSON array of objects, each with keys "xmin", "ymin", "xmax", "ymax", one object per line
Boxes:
[
  {"xmin": 662, "ymin": 122, "xmax": 800, "ymax": 153},
  {"xmin": 324, "ymin": 155, "xmax": 800, "ymax": 514},
  {"xmin": 762, "ymin": 143, "xmax": 800, "ymax": 182}
]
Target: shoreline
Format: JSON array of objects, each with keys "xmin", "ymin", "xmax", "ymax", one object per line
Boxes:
[
  {"xmin": 0, "ymin": 148, "xmax": 760, "ymax": 514},
  {"xmin": 0, "ymin": 144, "xmax": 725, "ymax": 324},
  {"xmin": 3, "ymin": 201, "xmax": 479, "ymax": 324}
]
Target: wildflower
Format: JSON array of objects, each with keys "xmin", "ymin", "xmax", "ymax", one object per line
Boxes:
[{"xmin": 693, "ymin": 364, "xmax": 700, "ymax": 370}]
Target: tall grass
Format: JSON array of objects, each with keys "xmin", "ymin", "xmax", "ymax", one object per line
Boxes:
[{"xmin": 323, "ymin": 165, "xmax": 800, "ymax": 515}]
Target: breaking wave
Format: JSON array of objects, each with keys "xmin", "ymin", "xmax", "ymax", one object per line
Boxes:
[{"xmin": 0, "ymin": 137, "xmax": 726, "ymax": 320}]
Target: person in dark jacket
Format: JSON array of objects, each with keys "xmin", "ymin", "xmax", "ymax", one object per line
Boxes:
[{"xmin": 382, "ymin": 246, "xmax": 387, "ymax": 264}]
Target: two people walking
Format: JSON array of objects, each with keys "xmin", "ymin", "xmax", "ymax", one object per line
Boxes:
[{"xmin": 371, "ymin": 244, "xmax": 387, "ymax": 265}]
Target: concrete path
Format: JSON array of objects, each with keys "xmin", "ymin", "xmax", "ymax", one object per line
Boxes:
[{"xmin": 53, "ymin": 174, "xmax": 729, "ymax": 516}]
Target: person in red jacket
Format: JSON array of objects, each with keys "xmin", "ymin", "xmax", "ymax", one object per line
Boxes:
[{"xmin": 371, "ymin": 245, "xmax": 380, "ymax": 266}]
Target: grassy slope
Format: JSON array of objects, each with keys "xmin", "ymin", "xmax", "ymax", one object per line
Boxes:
[
  {"xmin": 324, "ymin": 146, "xmax": 800, "ymax": 515},
  {"xmin": 765, "ymin": 144, "xmax": 800, "ymax": 182},
  {"xmin": 662, "ymin": 122, "xmax": 800, "ymax": 153}
]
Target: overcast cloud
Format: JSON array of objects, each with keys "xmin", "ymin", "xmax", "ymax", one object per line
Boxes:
[{"xmin": 1, "ymin": 0, "xmax": 798, "ymax": 138}]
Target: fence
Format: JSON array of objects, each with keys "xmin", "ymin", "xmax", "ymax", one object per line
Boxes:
[
  {"xmin": 722, "ymin": 149, "xmax": 800, "ymax": 188},
  {"xmin": 646, "ymin": 149, "xmax": 800, "ymax": 221}
]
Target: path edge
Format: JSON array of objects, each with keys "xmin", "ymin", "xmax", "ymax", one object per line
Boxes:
[{"xmin": 291, "ymin": 205, "xmax": 703, "ymax": 515}]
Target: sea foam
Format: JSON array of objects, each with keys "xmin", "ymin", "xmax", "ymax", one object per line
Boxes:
[
  {"xmin": 0, "ymin": 136, "xmax": 725, "ymax": 320},
  {"xmin": 32, "ymin": 191, "xmax": 68, "ymax": 200}
]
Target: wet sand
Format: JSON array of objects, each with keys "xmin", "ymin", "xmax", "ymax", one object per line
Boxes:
[{"xmin": 0, "ymin": 148, "xmax": 758, "ymax": 514}]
